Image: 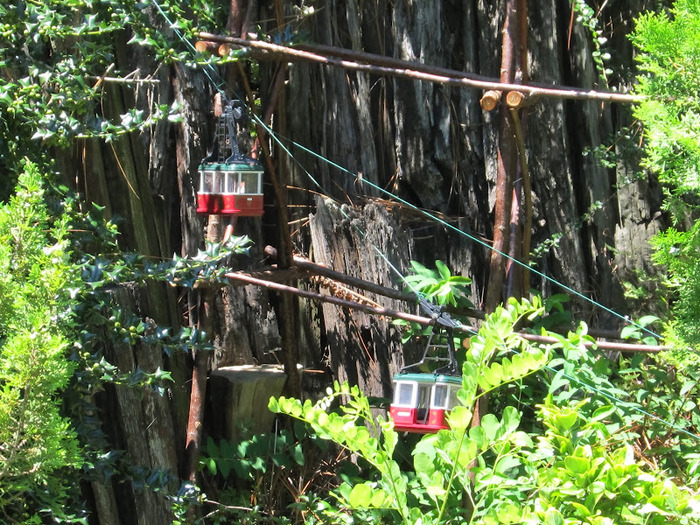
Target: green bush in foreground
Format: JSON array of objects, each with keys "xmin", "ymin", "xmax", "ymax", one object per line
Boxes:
[
  {"xmin": 270, "ymin": 299, "xmax": 700, "ymax": 524},
  {"xmin": 0, "ymin": 162, "xmax": 82, "ymax": 523}
]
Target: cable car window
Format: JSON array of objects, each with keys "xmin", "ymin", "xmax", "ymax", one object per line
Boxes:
[
  {"xmin": 240, "ymin": 172, "xmax": 259, "ymax": 194},
  {"xmin": 394, "ymin": 382, "xmax": 415, "ymax": 406},
  {"xmin": 224, "ymin": 172, "xmax": 236, "ymax": 194},
  {"xmin": 212, "ymin": 171, "xmax": 224, "ymax": 193},
  {"xmin": 200, "ymin": 171, "xmax": 213, "ymax": 193},
  {"xmin": 418, "ymin": 385, "xmax": 429, "ymax": 408},
  {"xmin": 417, "ymin": 385, "xmax": 430, "ymax": 422},
  {"xmin": 432, "ymin": 384, "xmax": 449, "ymax": 409}
]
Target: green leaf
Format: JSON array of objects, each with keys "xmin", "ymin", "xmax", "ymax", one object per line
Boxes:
[
  {"xmin": 501, "ymin": 406, "xmax": 521, "ymax": 436},
  {"xmin": 564, "ymin": 455, "xmax": 590, "ymax": 475},
  {"xmin": 447, "ymin": 405, "xmax": 473, "ymax": 432},
  {"xmin": 481, "ymin": 413, "xmax": 501, "ymax": 441},
  {"xmin": 555, "ymin": 409, "xmax": 579, "ymax": 431},
  {"xmin": 543, "ymin": 508, "xmax": 565, "ymax": 525},
  {"xmin": 347, "ymin": 483, "xmax": 373, "ymax": 507},
  {"xmin": 207, "ymin": 457, "xmax": 217, "ymax": 476},
  {"xmin": 435, "ymin": 260, "xmax": 451, "ymax": 281},
  {"xmin": 620, "ymin": 324, "xmax": 640, "ymax": 339},
  {"xmin": 414, "ymin": 451, "xmax": 436, "ymax": 477},
  {"xmin": 569, "ymin": 501, "xmax": 591, "ymax": 517}
]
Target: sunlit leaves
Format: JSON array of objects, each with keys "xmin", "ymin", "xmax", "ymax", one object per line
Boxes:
[
  {"xmin": 269, "ymin": 381, "xmax": 409, "ymax": 520},
  {"xmin": 632, "ymin": 1, "xmax": 700, "ymax": 349},
  {"xmin": 0, "ymin": 0, "xmax": 187, "ymax": 151},
  {"xmin": 403, "ymin": 260, "xmax": 473, "ymax": 308},
  {"xmin": 0, "ymin": 163, "xmax": 82, "ymax": 520}
]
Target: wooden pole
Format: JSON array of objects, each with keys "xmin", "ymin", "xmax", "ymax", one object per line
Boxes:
[
  {"xmin": 486, "ymin": 0, "xmax": 518, "ymax": 312},
  {"xmin": 238, "ymin": 256, "xmax": 652, "ymax": 348},
  {"xmin": 509, "ymin": 108, "xmax": 532, "ymax": 293},
  {"xmin": 184, "ymin": 216, "xmax": 221, "ymax": 483},
  {"xmin": 196, "ymin": 32, "xmax": 642, "ymax": 104},
  {"xmin": 225, "ymin": 271, "xmax": 429, "ymax": 325},
  {"xmin": 223, "ymin": 270, "xmax": 666, "ymax": 354}
]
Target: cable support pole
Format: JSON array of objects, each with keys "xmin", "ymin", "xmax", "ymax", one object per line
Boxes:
[{"xmin": 196, "ymin": 32, "xmax": 642, "ymax": 104}]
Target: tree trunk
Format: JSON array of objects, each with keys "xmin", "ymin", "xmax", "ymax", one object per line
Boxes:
[{"xmin": 281, "ymin": 0, "xmax": 660, "ymax": 389}]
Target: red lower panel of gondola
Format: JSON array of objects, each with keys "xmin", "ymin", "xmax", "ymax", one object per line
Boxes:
[
  {"xmin": 389, "ymin": 406, "xmax": 449, "ymax": 433},
  {"xmin": 196, "ymin": 194, "xmax": 264, "ymax": 216}
]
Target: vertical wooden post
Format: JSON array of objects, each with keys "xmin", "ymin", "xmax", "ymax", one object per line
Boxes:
[
  {"xmin": 475, "ymin": 0, "xmax": 530, "ymax": 484},
  {"xmin": 485, "ymin": 0, "xmax": 519, "ymax": 312},
  {"xmin": 183, "ymin": 215, "xmax": 221, "ymax": 483},
  {"xmin": 515, "ymin": 0, "xmax": 531, "ymax": 295}
]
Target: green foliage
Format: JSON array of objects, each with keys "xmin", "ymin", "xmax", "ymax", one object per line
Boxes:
[
  {"xmin": 270, "ymin": 382, "xmax": 408, "ymax": 522},
  {"xmin": 620, "ymin": 315, "xmax": 661, "ymax": 345},
  {"xmin": 0, "ymin": 0, "xmax": 183, "ymax": 159},
  {"xmin": 270, "ymin": 298, "xmax": 551, "ymax": 524},
  {"xmin": 271, "ymin": 298, "xmax": 700, "ymax": 524},
  {"xmin": 650, "ymin": 223, "xmax": 700, "ymax": 346},
  {"xmin": 530, "ymin": 200, "xmax": 604, "ymax": 262},
  {"xmin": 202, "ymin": 431, "xmax": 305, "ymax": 481},
  {"xmin": 571, "ymin": 0, "xmax": 613, "ymax": 84},
  {"xmin": 403, "ymin": 260, "xmax": 473, "ymax": 308},
  {"xmin": 396, "ymin": 260, "xmax": 472, "ymax": 347},
  {"xmin": 633, "ymin": 0, "xmax": 700, "ymax": 350},
  {"xmin": 534, "ymin": 397, "xmax": 699, "ymax": 525},
  {"xmin": 0, "ymin": 162, "xmax": 83, "ymax": 522},
  {"xmin": 617, "ymin": 353, "xmax": 700, "ymax": 483},
  {"xmin": 633, "ymin": 0, "xmax": 700, "ymax": 200}
]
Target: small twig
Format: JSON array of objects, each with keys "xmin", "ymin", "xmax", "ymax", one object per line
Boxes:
[{"xmin": 87, "ymin": 76, "xmax": 160, "ymax": 84}]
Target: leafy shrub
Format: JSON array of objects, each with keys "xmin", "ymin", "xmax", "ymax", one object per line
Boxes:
[
  {"xmin": 0, "ymin": 162, "xmax": 83, "ymax": 522},
  {"xmin": 633, "ymin": 0, "xmax": 700, "ymax": 350},
  {"xmin": 270, "ymin": 298, "xmax": 700, "ymax": 524}
]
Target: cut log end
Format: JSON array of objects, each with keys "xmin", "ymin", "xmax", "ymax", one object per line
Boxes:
[
  {"xmin": 506, "ymin": 90, "xmax": 525, "ymax": 108},
  {"xmin": 218, "ymin": 44, "xmax": 232, "ymax": 57},
  {"xmin": 194, "ymin": 40, "xmax": 219, "ymax": 54},
  {"xmin": 480, "ymin": 90, "xmax": 502, "ymax": 111}
]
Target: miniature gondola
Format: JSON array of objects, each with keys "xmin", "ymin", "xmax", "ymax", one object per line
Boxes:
[
  {"xmin": 389, "ymin": 299, "xmax": 462, "ymax": 434},
  {"xmin": 197, "ymin": 97, "xmax": 264, "ymax": 217}
]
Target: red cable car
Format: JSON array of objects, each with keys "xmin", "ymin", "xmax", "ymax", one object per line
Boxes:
[
  {"xmin": 197, "ymin": 97, "xmax": 264, "ymax": 217},
  {"xmin": 197, "ymin": 164, "xmax": 264, "ymax": 216},
  {"xmin": 390, "ymin": 373, "xmax": 461, "ymax": 433},
  {"xmin": 389, "ymin": 300, "xmax": 462, "ymax": 434}
]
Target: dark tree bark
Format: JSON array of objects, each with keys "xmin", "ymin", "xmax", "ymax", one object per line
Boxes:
[{"xmin": 278, "ymin": 0, "xmax": 661, "ymax": 392}]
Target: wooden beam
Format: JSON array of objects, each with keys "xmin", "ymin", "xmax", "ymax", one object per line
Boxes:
[
  {"xmin": 263, "ymin": 245, "xmax": 416, "ymax": 303},
  {"xmin": 262, "ymin": 245, "xmax": 664, "ymax": 347},
  {"xmin": 197, "ymin": 32, "xmax": 642, "ymax": 104},
  {"xmin": 224, "ymin": 270, "xmax": 430, "ymax": 325},
  {"xmin": 224, "ymin": 270, "xmax": 665, "ymax": 354}
]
